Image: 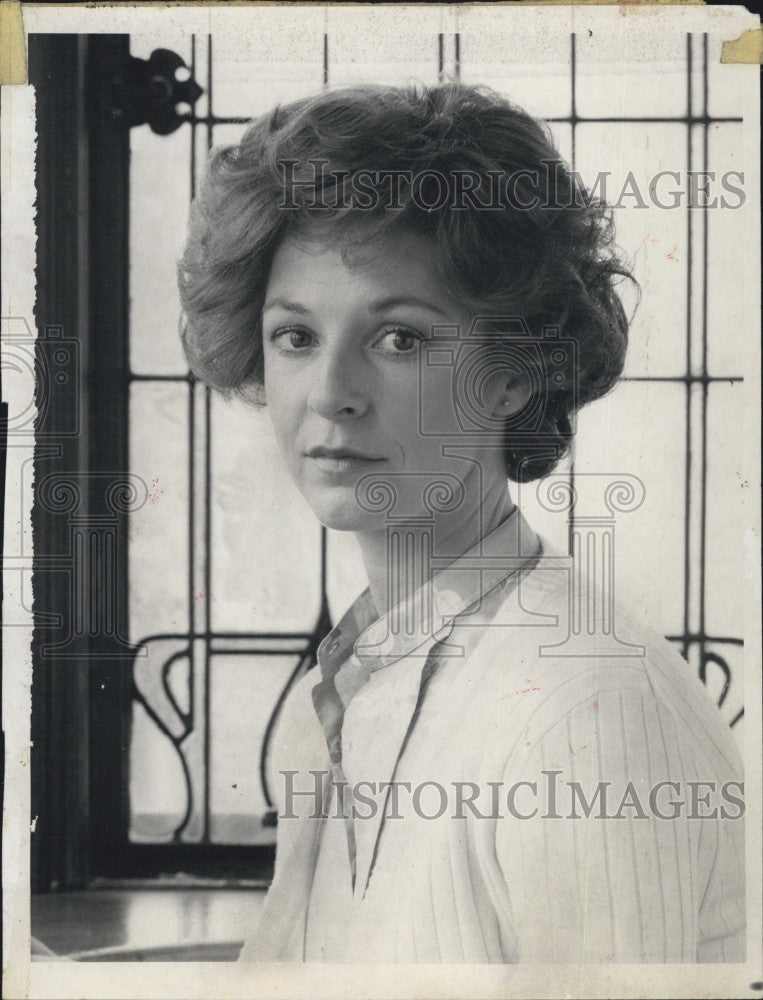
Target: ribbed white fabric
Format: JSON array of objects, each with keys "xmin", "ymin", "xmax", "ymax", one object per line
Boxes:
[{"xmin": 240, "ymin": 525, "xmax": 745, "ymax": 964}]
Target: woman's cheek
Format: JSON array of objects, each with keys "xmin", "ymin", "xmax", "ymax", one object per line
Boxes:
[{"xmin": 265, "ymin": 395, "xmax": 294, "ymax": 454}]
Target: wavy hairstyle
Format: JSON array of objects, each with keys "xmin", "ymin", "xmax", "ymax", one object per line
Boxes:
[{"xmin": 178, "ymin": 82, "xmax": 635, "ymax": 482}]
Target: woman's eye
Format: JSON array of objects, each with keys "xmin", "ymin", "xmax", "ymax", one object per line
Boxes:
[
  {"xmin": 271, "ymin": 327, "xmax": 314, "ymax": 351},
  {"xmin": 374, "ymin": 327, "xmax": 423, "ymax": 355}
]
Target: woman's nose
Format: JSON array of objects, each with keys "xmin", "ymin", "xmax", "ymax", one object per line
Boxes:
[{"xmin": 307, "ymin": 349, "xmax": 369, "ymax": 420}]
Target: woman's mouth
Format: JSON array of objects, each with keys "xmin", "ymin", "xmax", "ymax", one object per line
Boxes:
[{"xmin": 305, "ymin": 447, "xmax": 387, "ymax": 474}]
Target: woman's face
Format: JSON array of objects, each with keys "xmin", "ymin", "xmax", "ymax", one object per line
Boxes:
[{"xmin": 261, "ymin": 227, "xmax": 512, "ymax": 532}]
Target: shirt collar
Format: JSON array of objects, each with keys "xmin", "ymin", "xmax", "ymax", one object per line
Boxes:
[{"xmin": 316, "ymin": 505, "xmax": 540, "ymax": 676}]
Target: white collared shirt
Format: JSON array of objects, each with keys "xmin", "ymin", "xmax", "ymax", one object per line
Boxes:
[{"xmin": 241, "ymin": 508, "xmax": 745, "ymax": 964}]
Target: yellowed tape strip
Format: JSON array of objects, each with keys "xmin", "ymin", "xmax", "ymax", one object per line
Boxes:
[
  {"xmin": 721, "ymin": 27, "xmax": 763, "ymax": 64},
  {"xmin": 0, "ymin": 0, "xmax": 26, "ymax": 85}
]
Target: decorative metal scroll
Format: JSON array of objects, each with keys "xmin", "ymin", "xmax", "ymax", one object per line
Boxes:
[
  {"xmin": 131, "ymin": 623, "xmax": 330, "ymax": 843},
  {"xmin": 93, "ymin": 47, "xmax": 202, "ymax": 134}
]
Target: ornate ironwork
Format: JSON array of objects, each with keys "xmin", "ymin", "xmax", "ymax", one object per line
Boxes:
[{"xmin": 93, "ymin": 47, "xmax": 202, "ymax": 134}]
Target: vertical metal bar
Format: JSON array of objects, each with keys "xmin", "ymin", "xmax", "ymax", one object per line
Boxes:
[
  {"xmin": 320, "ymin": 525, "xmax": 328, "ymax": 603},
  {"xmin": 699, "ymin": 33, "xmax": 709, "ymax": 671},
  {"xmin": 570, "ymin": 31, "xmax": 577, "ymax": 167},
  {"xmin": 454, "ymin": 33, "xmax": 461, "ymax": 81},
  {"xmin": 203, "ymin": 394, "xmax": 212, "ymax": 842},
  {"xmin": 438, "ymin": 33, "xmax": 444, "ymax": 81},
  {"xmin": 201, "ymin": 32, "xmax": 215, "ymax": 844},
  {"xmin": 187, "ymin": 36, "xmax": 197, "ymax": 825},
  {"xmin": 190, "ymin": 34, "xmax": 197, "ymax": 201},
  {"xmin": 567, "ymin": 32, "xmax": 578, "ymax": 557},
  {"xmin": 320, "ymin": 29, "xmax": 330, "ymax": 632},
  {"xmin": 682, "ymin": 33, "xmax": 693, "ymax": 661}
]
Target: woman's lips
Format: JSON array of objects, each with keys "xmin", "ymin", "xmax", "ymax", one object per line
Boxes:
[{"xmin": 305, "ymin": 448, "xmax": 387, "ymax": 474}]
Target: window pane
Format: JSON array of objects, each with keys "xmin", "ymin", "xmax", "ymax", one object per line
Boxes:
[
  {"xmin": 209, "ymin": 653, "xmax": 301, "ymax": 842},
  {"xmin": 705, "ymin": 381, "xmax": 745, "ymax": 638},
  {"xmin": 575, "ymin": 123, "xmax": 689, "ymax": 378},
  {"xmin": 129, "ymin": 382, "xmax": 189, "ymax": 639},
  {"xmin": 206, "ymin": 9, "xmax": 326, "ymax": 119},
  {"xmin": 130, "ymin": 698, "xmax": 186, "ymax": 842},
  {"xmin": 209, "ymin": 396, "xmax": 322, "ymax": 632},
  {"xmin": 129, "ymin": 126, "xmax": 191, "ymax": 375},
  {"xmin": 326, "ymin": 7, "xmax": 442, "ymax": 87},
  {"xmin": 706, "ymin": 122, "xmax": 747, "ymax": 377},
  {"xmin": 572, "ymin": 382, "xmax": 687, "ymax": 637},
  {"xmin": 575, "ymin": 26, "xmax": 687, "ymax": 119},
  {"xmin": 459, "ymin": 20, "xmax": 572, "ymax": 120}
]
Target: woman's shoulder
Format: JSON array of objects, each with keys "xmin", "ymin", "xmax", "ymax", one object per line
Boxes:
[{"xmin": 471, "ymin": 537, "xmax": 742, "ymax": 776}]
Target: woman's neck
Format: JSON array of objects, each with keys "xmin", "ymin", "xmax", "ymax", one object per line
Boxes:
[{"xmin": 355, "ymin": 474, "xmax": 517, "ymax": 619}]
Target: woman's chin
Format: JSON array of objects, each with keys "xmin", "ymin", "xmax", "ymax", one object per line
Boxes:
[
  {"xmin": 304, "ymin": 493, "xmax": 383, "ymax": 533},
  {"xmin": 314, "ymin": 505, "xmax": 381, "ymax": 533}
]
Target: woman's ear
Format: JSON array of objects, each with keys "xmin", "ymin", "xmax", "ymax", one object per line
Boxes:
[{"xmin": 491, "ymin": 375, "xmax": 532, "ymax": 418}]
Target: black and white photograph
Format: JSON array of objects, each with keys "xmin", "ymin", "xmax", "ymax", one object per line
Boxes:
[{"xmin": 1, "ymin": 3, "xmax": 761, "ymax": 999}]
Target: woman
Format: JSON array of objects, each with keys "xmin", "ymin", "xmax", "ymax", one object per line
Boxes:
[{"xmin": 179, "ymin": 83, "xmax": 745, "ymax": 963}]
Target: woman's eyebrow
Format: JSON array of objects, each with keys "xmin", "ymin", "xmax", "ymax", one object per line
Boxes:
[
  {"xmin": 263, "ymin": 295, "xmax": 452, "ymax": 317},
  {"xmin": 262, "ymin": 297, "xmax": 311, "ymax": 315},
  {"xmin": 367, "ymin": 295, "xmax": 450, "ymax": 317}
]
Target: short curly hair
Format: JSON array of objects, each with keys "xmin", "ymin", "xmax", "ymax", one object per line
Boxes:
[{"xmin": 178, "ymin": 82, "xmax": 635, "ymax": 482}]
